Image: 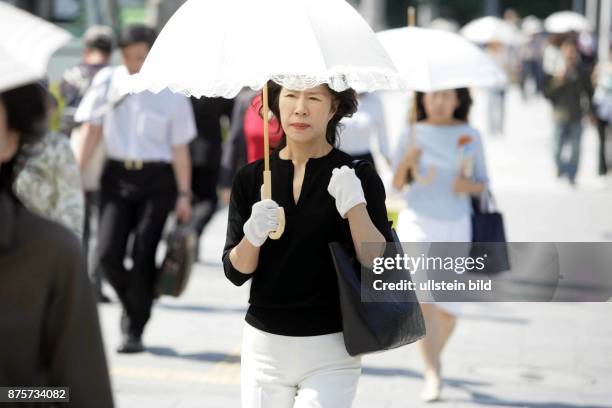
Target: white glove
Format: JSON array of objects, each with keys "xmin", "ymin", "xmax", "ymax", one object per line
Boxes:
[
  {"xmin": 243, "ymin": 199, "xmax": 280, "ymax": 247},
  {"xmin": 327, "ymin": 166, "xmax": 366, "ymax": 218}
]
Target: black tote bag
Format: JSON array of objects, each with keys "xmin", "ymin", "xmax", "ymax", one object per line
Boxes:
[
  {"xmin": 328, "ymin": 160, "xmax": 425, "ymax": 356},
  {"xmin": 329, "ymin": 230, "xmax": 426, "ymax": 356},
  {"xmin": 469, "ymin": 189, "xmax": 510, "ymax": 275}
]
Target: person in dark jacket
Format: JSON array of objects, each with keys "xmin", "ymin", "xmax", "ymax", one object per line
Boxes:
[
  {"xmin": 189, "ymin": 96, "xmax": 234, "ymax": 247},
  {"xmin": 223, "ymin": 81, "xmax": 392, "ymax": 408},
  {"xmin": 544, "ymin": 37, "xmax": 594, "ymax": 185},
  {"xmin": 0, "ymin": 83, "xmax": 114, "ymax": 408}
]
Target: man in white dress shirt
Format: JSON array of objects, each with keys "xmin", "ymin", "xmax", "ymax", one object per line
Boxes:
[
  {"xmin": 75, "ymin": 24, "xmax": 196, "ymax": 353},
  {"xmin": 337, "ymin": 92, "xmax": 390, "ymax": 166}
]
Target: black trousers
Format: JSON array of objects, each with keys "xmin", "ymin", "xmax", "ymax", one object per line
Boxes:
[
  {"xmin": 83, "ymin": 190, "xmax": 103, "ymax": 293},
  {"xmin": 596, "ymin": 118, "xmax": 610, "ymax": 175},
  {"xmin": 95, "ymin": 160, "xmax": 176, "ymax": 337},
  {"xmin": 191, "ymin": 164, "xmax": 219, "ymax": 236}
]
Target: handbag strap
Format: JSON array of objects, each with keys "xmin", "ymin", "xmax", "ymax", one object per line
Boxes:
[{"xmin": 474, "ymin": 187, "xmax": 498, "ymax": 214}]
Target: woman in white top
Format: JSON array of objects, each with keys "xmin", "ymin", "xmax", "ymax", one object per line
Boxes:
[{"xmin": 392, "ymin": 88, "xmax": 489, "ymax": 402}]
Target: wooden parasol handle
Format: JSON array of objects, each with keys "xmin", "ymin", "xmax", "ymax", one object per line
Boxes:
[
  {"xmin": 407, "ymin": 6, "xmax": 416, "ymax": 27},
  {"xmin": 261, "ymin": 82, "xmax": 285, "ymax": 239}
]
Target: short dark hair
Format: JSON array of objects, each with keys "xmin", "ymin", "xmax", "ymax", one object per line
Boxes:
[
  {"xmin": 118, "ymin": 24, "xmax": 157, "ymax": 49},
  {"xmin": 84, "ymin": 26, "xmax": 114, "ymax": 55},
  {"xmin": 416, "ymin": 88, "xmax": 473, "ymax": 122},
  {"xmin": 265, "ymin": 81, "xmax": 358, "ymax": 147},
  {"xmin": 0, "ymin": 83, "xmax": 48, "ymax": 190}
]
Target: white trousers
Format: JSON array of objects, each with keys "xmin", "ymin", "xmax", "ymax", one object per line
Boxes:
[{"xmin": 241, "ymin": 323, "xmax": 362, "ymax": 408}]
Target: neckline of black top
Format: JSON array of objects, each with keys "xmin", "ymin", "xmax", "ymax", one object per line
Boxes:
[
  {"xmin": 272, "ymin": 147, "xmax": 339, "ymax": 208},
  {"xmin": 272, "ymin": 146, "xmax": 338, "ymax": 167}
]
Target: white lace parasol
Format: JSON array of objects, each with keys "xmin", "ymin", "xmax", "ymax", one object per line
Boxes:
[{"xmin": 128, "ymin": 0, "xmax": 403, "ymax": 97}]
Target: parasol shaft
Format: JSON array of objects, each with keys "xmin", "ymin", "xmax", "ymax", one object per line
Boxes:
[
  {"xmin": 260, "ymin": 81, "xmax": 285, "ymax": 239},
  {"xmin": 407, "ymin": 7, "xmax": 416, "ymax": 27},
  {"xmin": 262, "ymin": 82, "xmax": 272, "ymax": 200},
  {"xmin": 263, "ymin": 82, "xmax": 270, "ymax": 172}
]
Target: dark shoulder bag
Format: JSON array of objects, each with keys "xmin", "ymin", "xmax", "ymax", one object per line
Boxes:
[
  {"xmin": 328, "ymin": 160, "xmax": 426, "ymax": 356},
  {"xmin": 469, "ymin": 189, "xmax": 511, "ymax": 275}
]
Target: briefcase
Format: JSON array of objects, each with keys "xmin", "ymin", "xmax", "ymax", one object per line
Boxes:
[{"xmin": 157, "ymin": 222, "xmax": 198, "ymax": 297}]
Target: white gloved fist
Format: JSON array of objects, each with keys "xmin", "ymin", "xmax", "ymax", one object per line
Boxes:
[
  {"xmin": 243, "ymin": 199, "xmax": 280, "ymax": 247},
  {"xmin": 327, "ymin": 165, "xmax": 366, "ymax": 218}
]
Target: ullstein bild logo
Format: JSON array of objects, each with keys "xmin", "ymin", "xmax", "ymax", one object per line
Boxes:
[
  {"xmin": 372, "ymin": 253, "xmax": 488, "ymax": 275},
  {"xmin": 371, "ymin": 278, "xmax": 493, "ymax": 292}
]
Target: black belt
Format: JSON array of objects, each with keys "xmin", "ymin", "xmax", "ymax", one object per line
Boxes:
[{"xmin": 107, "ymin": 159, "xmax": 170, "ymax": 171}]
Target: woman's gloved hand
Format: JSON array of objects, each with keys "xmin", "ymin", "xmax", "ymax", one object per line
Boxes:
[
  {"xmin": 243, "ymin": 199, "xmax": 280, "ymax": 247},
  {"xmin": 327, "ymin": 165, "xmax": 366, "ymax": 218}
]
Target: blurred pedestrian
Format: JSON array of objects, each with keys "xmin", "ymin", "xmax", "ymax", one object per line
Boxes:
[
  {"xmin": 485, "ymin": 41, "xmax": 510, "ymax": 136},
  {"xmin": 13, "ymin": 128, "xmax": 84, "ymax": 239},
  {"xmin": 60, "ymin": 25, "xmax": 114, "ymax": 134},
  {"xmin": 218, "ymin": 89, "xmax": 284, "ymax": 204},
  {"xmin": 75, "ymin": 24, "xmax": 197, "ymax": 353},
  {"xmin": 61, "ymin": 25, "xmax": 115, "ymax": 302},
  {"xmin": 223, "ymin": 82, "xmax": 392, "ymax": 408},
  {"xmin": 337, "ymin": 92, "xmax": 390, "ymax": 167},
  {"xmin": 189, "ymin": 96, "xmax": 234, "ymax": 254},
  {"xmin": 392, "ymin": 88, "xmax": 489, "ymax": 402},
  {"xmin": 0, "ymin": 82, "xmax": 114, "ymax": 408},
  {"xmin": 591, "ymin": 50, "xmax": 612, "ymax": 177},
  {"xmin": 519, "ymin": 17, "xmax": 545, "ymax": 98},
  {"xmin": 543, "ymin": 37, "xmax": 594, "ymax": 185}
]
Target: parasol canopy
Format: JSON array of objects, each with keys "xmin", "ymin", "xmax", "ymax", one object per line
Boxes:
[{"xmin": 0, "ymin": 2, "xmax": 71, "ymax": 92}]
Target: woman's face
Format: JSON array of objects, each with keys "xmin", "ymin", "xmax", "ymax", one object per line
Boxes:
[
  {"xmin": 422, "ymin": 90, "xmax": 459, "ymax": 124},
  {"xmin": 0, "ymin": 100, "xmax": 19, "ymax": 164},
  {"xmin": 278, "ymin": 85, "xmax": 337, "ymax": 145}
]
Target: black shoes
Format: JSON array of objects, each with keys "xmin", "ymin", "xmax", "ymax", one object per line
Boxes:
[{"xmin": 117, "ymin": 334, "xmax": 144, "ymax": 354}]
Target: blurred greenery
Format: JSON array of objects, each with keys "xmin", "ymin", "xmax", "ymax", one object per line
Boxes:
[{"xmin": 120, "ymin": 6, "xmax": 146, "ymax": 25}]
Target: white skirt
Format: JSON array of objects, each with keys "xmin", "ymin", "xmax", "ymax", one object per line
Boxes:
[{"xmin": 396, "ymin": 208, "xmax": 472, "ymax": 316}]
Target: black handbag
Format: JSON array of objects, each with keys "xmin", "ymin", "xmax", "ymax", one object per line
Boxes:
[
  {"xmin": 470, "ymin": 189, "xmax": 510, "ymax": 275},
  {"xmin": 328, "ymin": 160, "xmax": 426, "ymax": 356}
]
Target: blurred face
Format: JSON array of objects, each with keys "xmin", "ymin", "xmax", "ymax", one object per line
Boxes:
[
  {"xmin": 83, "ymin": 48, "xmax": 111, "ymax": 65},
  {"xmin": 278, "ymin": 85, "xmax": 337, "ymax": 145},
  {"xmin": 422, "ymin": 90, "xmax": 459, "ymax": 124},
  {"xmin": 121, "ymin": 42, "xmax": 150, "ymax": 75},
  {"xmin": 560, "ymin": 42, "xmax": 578, "ymax": 66},
  {"xmin": 0, "ymin": 100, "xmax": 19, "ymax": 164}
]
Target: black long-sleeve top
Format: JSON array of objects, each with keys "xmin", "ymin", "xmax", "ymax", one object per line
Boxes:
[{"xmin": 222, "ymin": 147, "xmax": 393, "ymax": 336}]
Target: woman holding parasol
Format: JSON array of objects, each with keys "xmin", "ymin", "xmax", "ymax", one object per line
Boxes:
[
  {"xmin": 391, "ymin": 88, "xmax": 489, "ymax": 402},
  {"xmin": 379, "ymin": 23, "xmax": 499, "ymax": 402},
  {"xmin": 225, "ymin": 80, "xmax": 393, "ymax": 407},
  {"xmin": 127, "ymin": 0, "xmax": 405, "ymax": 405}
]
